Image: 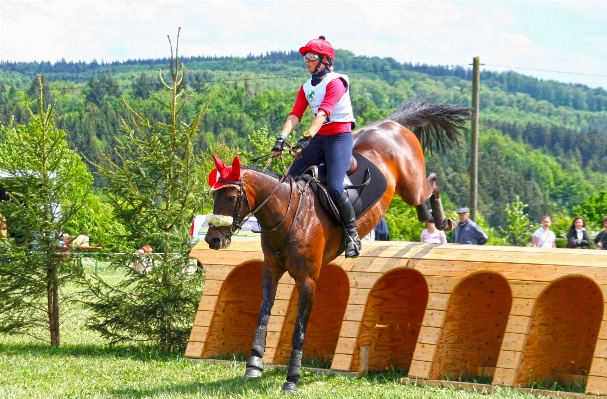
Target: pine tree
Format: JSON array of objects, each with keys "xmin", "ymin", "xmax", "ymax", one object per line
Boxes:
[
  {"xmin": 82, "ymin": 29, "xmax": 208, "ymax": 352},
  {"xmin": 0, "ymin": 76, "xmax": 93, "ymax": 345}
]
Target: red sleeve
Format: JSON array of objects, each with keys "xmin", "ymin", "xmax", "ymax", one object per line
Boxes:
[
  {"xmin": 289, "ymin": 87, "xmax": 308, "ymax": 120},
  {"xmin": 319, "ymin": 78, "xmax": 347, "ymax": 116}
]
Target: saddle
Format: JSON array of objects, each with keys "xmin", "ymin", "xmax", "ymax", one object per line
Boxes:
[{"xmin": 297, "ymin": 151, "xmax": 387, "ymax": 226}]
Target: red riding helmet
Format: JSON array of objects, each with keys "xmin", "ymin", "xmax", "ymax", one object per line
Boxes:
[{"xmin": 299, "ymin": 36, "xmax": 334, "ymax": 60}]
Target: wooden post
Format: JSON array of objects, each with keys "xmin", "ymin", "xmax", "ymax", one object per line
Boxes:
[
  {"xmin": 470, "ymin": 56, "xmax": 480, "ymax": 222},
  {"xmin": 357, "ymin": 346, "xmax": 369, "ymax": 377}
]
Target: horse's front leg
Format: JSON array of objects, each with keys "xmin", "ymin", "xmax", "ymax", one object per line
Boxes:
[
  {"xmin": 282, "ymin": 275, "xmax": 317, "ymax": 394},
  {"xmin": 244, "ymin": 263, "xmax": 284, "ymax": 379}
]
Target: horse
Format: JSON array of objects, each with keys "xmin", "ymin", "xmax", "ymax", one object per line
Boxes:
[{"xmin": 205, "ymin": 97, "xmax": 471, "ymax": 394}]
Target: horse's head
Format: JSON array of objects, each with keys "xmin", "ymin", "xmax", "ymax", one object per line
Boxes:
[{"xmin": 205, "ymin": 155, "xmax": 250, "ymax": 250}]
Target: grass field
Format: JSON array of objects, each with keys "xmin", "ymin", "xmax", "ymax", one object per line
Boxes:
[{"xmin": 0, "ymin": 259, "xmax": 545, "ymax": 398}]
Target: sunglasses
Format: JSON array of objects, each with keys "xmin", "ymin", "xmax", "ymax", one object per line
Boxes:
[{"xmin": 303, "ymin": 52, "xmax": 320, "ymax": 61}]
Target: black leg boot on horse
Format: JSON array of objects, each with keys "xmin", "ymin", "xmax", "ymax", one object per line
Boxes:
[{"xmin": 336, "ymin": 192, "xmax": 361, "ymax": 258}]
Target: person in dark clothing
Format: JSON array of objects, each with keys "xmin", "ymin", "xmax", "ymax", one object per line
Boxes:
[
  {"xmin": 374, "ymin": 218, "xmax": 390, "ymax": 241},
  {"xmin": 567, "ymin": 216, "xmax": 590, "ymax": 249},
  {"xmin": 594, "ymin": 216, "xmax": 607, "ymax": 250},
  {"xmin": 452, "ymin": 207, "xmax": 488, "ymax": 245}
]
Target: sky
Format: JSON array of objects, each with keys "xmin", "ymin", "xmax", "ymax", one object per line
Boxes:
[{"xmin": 1, "ymin": 0, "xmax": 606, "ymax": 90}]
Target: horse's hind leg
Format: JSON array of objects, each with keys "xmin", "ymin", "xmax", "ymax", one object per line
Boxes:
[
  {"xmin": 427, "ymin": 173, "xmax": 456, "ymax": 231},
  {"xmin": 244, "ymin": 263, "xmax": 284, "ymax": 379},
  {"xmin": 416, "ymin": 202, "xmax": 432, "ymax": 223},
  {"xmin": 282, "ymin": 276, "xmax": 317, "ymax": 394}
]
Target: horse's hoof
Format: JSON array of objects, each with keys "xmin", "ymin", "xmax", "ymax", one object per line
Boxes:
[
  {"xmin": 243, "ymin": 368, "xmax": 263, "ymax": 379},
  {"xmin": 443, "ymin": 218, "xmax": 457, "ymax": 232},
  {"xmin": 281, "ymin": 381, "xmax": 298, "ymax": 394}
]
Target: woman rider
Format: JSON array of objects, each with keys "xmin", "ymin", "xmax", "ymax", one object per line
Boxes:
[{"xmin": 271, "ymin": 36, "xmax": 361, "ymax": 258}]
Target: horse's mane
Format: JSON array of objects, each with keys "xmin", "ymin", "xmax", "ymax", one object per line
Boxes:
[
  {"xmin": 387, "ymin": 96, "xmax": 472, "ymax": 154},
  {"xmin": 243, "ymin": 165, "xmax": 282, "ymax": 181}
]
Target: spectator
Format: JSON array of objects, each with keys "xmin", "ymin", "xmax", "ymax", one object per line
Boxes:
[
  {"xmin": 452, "ymin": 208, "xmax": 488, "ymax": 245},
  {"xmin": 567, "ymin": 216, "xmax": 590, "ymax": 249},
  {"xmin": 594, "ymin": 216, "xmax": 607, "ymax": 250},
  {"xmin": 421, "ymin": 220, "xmax": 447, "ymax": 244},
  {"xmin": 374, "ymin": 217, "xmax": 390, "ymax": 241},
  {"xmin": 531, "ymin": 216, "xmax": 556, "ymax": 248}
]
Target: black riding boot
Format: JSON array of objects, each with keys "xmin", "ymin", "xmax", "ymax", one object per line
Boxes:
[{"xmin": 336, "ymin": 192, "xmax": 361, "ymax": 258}]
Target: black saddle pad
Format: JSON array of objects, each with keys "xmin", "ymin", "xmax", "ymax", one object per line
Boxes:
[
  {"xmin": 299, "ymin": 151, "xmax": 387, "ymax": 224},
  {"xmin": 347, "ymin": 151, "xmax": 387, "ymax": 218}
]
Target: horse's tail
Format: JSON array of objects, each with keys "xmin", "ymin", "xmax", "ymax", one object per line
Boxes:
[{"xmin": 387, "ymin": 96, "xmax": 472, "ymax": 153}]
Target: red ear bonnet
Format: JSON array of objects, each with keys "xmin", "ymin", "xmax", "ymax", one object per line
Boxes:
[{"xmin": 208, "ymin": 154, "xmax": 242, "ymax": 190}]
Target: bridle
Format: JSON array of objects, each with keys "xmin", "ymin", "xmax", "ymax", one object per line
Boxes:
[{"xmin": 209, "ymin": 167, "xmax": 296, "ymax": 242}]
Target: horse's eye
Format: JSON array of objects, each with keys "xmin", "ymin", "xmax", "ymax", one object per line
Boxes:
[{"xmin": 228, "ymin": 195, "xmax": 237, "ymax": 203}]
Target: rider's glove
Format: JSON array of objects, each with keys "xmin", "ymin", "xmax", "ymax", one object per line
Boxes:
[
  {"xmin": 272, "ymin": 135, "xmax": 286, "ymax": 153},
  {"xmin": 294, "ymin": 136, "xmax": 311, "ymax": 151}
]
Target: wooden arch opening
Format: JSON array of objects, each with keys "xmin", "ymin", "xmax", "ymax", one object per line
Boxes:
[
  {"xmin": 354, "ymin": 268, "xmax": 428, "ymax": 372},
  {"xmin": 274, "ymin": 264, "xmax": 349, "ymax": 366},
  {"xmin": 517, "ymin": 276, "xmax": 603, "ymax": 389},
  {"xmin": 202, "ymin": 261, "xmax": 263, "ymax": 359},
  {"xmin": 430, "ymin": 272, "xmax": 511, "ymax": 380}
]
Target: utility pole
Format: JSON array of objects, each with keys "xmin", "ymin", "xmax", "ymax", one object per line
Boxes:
[{"xmin": 470, "ymin": 56, "xmax": 480, "ymax": 222}]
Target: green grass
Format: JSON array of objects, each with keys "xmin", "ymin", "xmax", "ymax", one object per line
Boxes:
[{"xmin": 0, "ymin": 259, "xmax": 546, "ymax": 398}]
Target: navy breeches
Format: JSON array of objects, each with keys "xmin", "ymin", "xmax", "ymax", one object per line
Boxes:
[{"xmin": 288, "ymin": 132, "xmax": 353, "ymax": 202}]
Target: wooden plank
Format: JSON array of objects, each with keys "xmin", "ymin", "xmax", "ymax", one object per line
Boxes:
[
  {"xmin": 197, "ymin": 252, "xmax": 264, "ymax": 266},
  {"xmin": 198, "ymin": 295, "xmax": 218, "ymax": 312},
  {"xmin": 358, "ymin": 346, "xmax": 369, "ymax": 375},
  {"xmin": 266, "ymin": 331, "xmax": 281, "ymax": 348},
  {"xmin": 349, "ymin": 288, "xmax": 370, "ymax": 305},
  {"xmin": 413, "ymin": 259, "xmax": 607, "ymax": 284},
  {"xmin": 202, "ymin": 265, "xmax": 236, "ymax": 280},
  {"xmin": 271, "ymin": 299, "xmax": 290, "ymax": 317},
  {"xmin": 495, "ymin": 350, "xmax": 522, "ymax": 370},
  {"xmin": 599, "ymin": 320, "xmax": 607, "ymax": 340},
  {"xmin": 348, "ymin": 272, "xmax": 382, "ymax": 289},
  {"xmin": 590, "ymin": 356, "xmax": 607, "ymax": 378},
  {"xmin": 343, "ymin": 305, "xmax": 365, "ymax": 322},
  {"xmin": 267, "ymin": 317, "xmax": 284, "ymax": 332},
  {"xmin": 593, "ymin": 339, "xmax": 607, "ymax": 359},
  {"xmin": 416, "ymin": 326, "xmax": 441, "ymax": 345},
  {"xmin": 340, "ymin": 321, "xmax": 361, "ymax": 338},
  {"xmin": 350, "ymin": 256, "xmax": 410, "ymax": 273},
  {"xmin": 509, "ymin": 280, "xmax": 548, "ymax": 299},
  {"xmin": 408, "ymin": 359, "xmax": 432, "ymax": 379},
  {"xmin": 585, "ymin": 375, "xmax": 607, "ymax": 395},
  {"xmin": 493, "ymin": 367, "xmax": 518, "ymax": 386},
  {"xmin": 202, "ymin": 280, "xmax": 223, "ymax": 296},
  {"xmin": 425, "ymin": 276, "xmax": 460, "ymax": 294},
  {"xmin": 331, "ymin": 354, "xmax": 353, "ymax": 371},
  {"xmin": 509, "ymin": 297, "xmax": 535, "ymax": 317},
  {"xmin": 421, "ymin": 310, "xmax": 446, "ymax": 329},
  {"xmin": 334, "ymin": 337, "xmax": 357, "ymax": 355},
  {"xmin": 412, "ymin": 343, "xmax": 437, "ymax": 363},
  {"xmin": 184, "ymin": 341, "xmax": 205, "ymax": 358},
  {"xmin": 411, "ymin": 245, "xmax": 607, "ymax": 268},
  {"xmin": 193, "ymin": 310, "xmax": 213, "ymax": 327},
  {"xmin": 188, "ymin": 326, "xmax": 209, "ymax": 342},
  {"xmin": 500, "ymin": 332, "xmax": 526, "ymax": 352},
  {"xmin": 504, "ymin": 315, "xmax": 531, "ymax": 334},
  {"xmin": 275, "ymin": 284, "xmax": 295, "ymax": 301},
  {"xmin": 426, "ymin": 293, "xmax": 450, "ymax": 311}
]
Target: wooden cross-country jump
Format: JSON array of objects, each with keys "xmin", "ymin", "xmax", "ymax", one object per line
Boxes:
[{"xmin": 186, "ymin": 237, "xmax": 607, "ymax": 395}]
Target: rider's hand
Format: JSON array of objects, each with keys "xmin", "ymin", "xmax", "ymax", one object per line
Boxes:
[
  {"xmin": 294, "ymin": 136, "xmax": 310, "ymax": 153},
  {"xmin": 271, "ymin": 135, "xmax": 286, "ymax": 157}
]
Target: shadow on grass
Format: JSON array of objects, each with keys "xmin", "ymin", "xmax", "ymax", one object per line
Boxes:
[
  {"xmin": 109, "ymin": 368, "xmax": 296, "ymax": 397},
  {"xmin": 0, "ymin": 341, "xmax": 184, "ymax": 362}
]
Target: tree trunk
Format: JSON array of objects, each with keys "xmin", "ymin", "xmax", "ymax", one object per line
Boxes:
[{"xmin": 47, "ymin": 263, "xmax": 60, "ymax": 346}]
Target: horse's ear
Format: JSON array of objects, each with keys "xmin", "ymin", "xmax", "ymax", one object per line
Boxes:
[
  {"xmin": 212, "ymin": 154, "xmax": 226, "ymax": 171},
  {"xmin": 231, "ymin": 156, "xmax": 241, "ymax": 176}
]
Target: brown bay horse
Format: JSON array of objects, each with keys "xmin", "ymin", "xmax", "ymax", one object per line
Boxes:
[{"xmin": 205, "ymin": 97, "xmax": 471, "ymax": 393}]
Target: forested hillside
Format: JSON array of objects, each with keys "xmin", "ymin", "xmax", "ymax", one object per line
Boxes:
[{"xmin": 1, "ymin": 50, "xmax": 606, "ymax": 230}]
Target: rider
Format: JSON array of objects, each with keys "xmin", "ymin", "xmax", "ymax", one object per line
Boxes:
[{"xmin": 271, "ymin": 36, "xmax": 360, "ymax": 258}]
